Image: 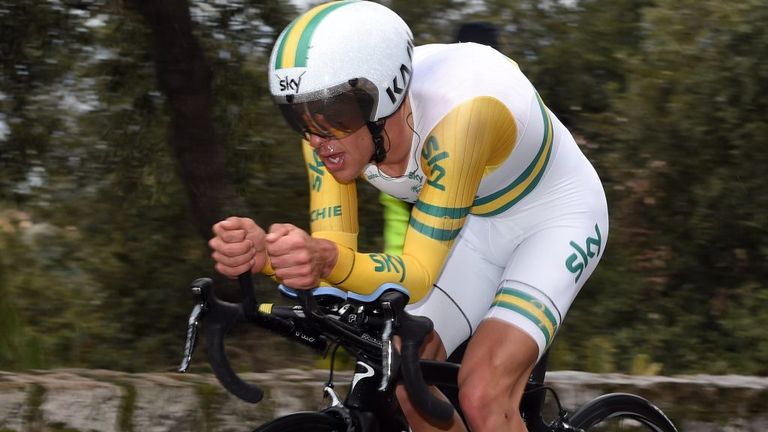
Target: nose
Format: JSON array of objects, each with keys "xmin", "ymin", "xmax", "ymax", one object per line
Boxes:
[
  {"xmin": 308, "ymin": 133, "xmax": 330, "ymax": 149},
  {"xmin": 309, "ymin": 134, "xmax": 328, "ymax": 149}
]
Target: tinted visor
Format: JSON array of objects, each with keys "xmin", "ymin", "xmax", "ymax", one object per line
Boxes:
[{"xmin": 278, "ymin": 88, "xmax": 375, "ymax": 139}]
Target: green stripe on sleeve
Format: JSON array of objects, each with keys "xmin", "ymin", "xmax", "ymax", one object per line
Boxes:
[{"xmin": 409, "ymin": 217, "xmax": 462, "ymax": 241}]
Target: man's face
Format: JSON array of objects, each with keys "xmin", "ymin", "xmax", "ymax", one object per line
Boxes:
[{"xmin": 307, "ymin": 125, "xmax": 373, "ymax": 184}]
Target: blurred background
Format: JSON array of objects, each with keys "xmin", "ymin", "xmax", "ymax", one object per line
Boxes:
[{"xmin": 0, "ymin": 0, "xmax": 766, "ymax": 379}]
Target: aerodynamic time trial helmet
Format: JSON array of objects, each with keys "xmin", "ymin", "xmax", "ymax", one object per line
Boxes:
[{"xmin": 268, "ymin": 1, "xmax": 414, "ymax": 142}]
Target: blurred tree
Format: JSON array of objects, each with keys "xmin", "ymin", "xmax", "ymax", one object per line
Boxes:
[
  {"xmin": 387, "ymin": 0, "xmax": 467, "ymax": 43},
  {"xmin": 129, "ymin": 0, "xmax": 240, "ymax": 240},
  {"xmin": 0, "ymin": 0, "xmax": 766, "ymax": 375},
  {"xmin": 609, "ymin": 0, "xmax": 768, "ymax": 374}
]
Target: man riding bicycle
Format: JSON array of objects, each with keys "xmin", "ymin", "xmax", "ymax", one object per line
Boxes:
[{"xmin": 209, "ymin": 2, "xmax": 609, "ymax": 431}]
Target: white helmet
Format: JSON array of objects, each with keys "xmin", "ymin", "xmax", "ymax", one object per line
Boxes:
[{"xmin": 268, "ymin": 1, "xmax": 414, "ymax": 141}]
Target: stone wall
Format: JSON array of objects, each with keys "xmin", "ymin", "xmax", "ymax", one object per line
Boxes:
[{"xmin": 1, "ymin": 369, "xmax": 766, "ymax": 431}]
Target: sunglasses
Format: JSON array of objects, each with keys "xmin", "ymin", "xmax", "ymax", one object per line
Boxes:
[{"xmin": 277, "ymin": 84, "xmax": 375, "ymax": 140}]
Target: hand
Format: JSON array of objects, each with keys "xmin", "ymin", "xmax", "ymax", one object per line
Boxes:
[
  {"xmin": 266, "ymin": 223, "xmax": 337, "ymax": 289},
  {"xmin": 209, "ymin": 216, "xmax": 267, "ymax": 278}
]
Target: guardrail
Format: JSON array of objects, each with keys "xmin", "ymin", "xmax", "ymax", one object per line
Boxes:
[{"xmin": 1, "ymin": 369, "xmax": 766, "ymax": 431}]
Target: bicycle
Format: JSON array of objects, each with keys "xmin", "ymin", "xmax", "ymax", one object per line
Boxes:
[{"xmin": 179, "ymin": 274, "xmax": 679, "ymax": 431}]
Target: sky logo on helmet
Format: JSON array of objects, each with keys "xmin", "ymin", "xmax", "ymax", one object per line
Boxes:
[{"xmin": 277, "ymin": 71, "xmax": 305, "ymax": 94}]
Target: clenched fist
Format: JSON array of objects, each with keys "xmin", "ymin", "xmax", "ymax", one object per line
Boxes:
[{"xmin": 209, "ymin": 216, "xmax": 267, "ymax": 278}]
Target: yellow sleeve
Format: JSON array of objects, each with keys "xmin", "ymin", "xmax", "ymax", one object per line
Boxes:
[
  {"xmin": 301, "ymin": 141, "xmax": 359, "ymax": 250},
  {"xmin": 325, "ymin": 97, "xmax": 517, "ymax": 302},
  {"xmin": 258, "ymin": 141, "xmax": 358, "ymax": 280}
]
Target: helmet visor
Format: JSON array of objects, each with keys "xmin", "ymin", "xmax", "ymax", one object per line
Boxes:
[{"xmin": 277, "ymin": 87, "xmax": 375, "ymax": 139}]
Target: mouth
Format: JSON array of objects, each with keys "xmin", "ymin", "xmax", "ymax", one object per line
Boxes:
[
  {"xmin": 316, "ymin": 142, "xmax": 346, "ymax": 171},
  {"xmin": 320, "ymin": 151, "xmax": 345, "ymax": 171}
]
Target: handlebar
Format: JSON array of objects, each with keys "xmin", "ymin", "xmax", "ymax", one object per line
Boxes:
[
  {"xmin": 183, "ymin": 276, "xmax": 265, "ymax": 402},
  {"xmin": 393, "ymin": 300, "xmax": 455, "ymax": 422},
  {"xmin": 179, "ymin": 275, "xmax": 455, "ymax": 423}
]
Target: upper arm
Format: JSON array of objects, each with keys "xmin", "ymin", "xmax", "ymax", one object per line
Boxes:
[{"xmin": 403, "ymin": 96, "xmax": 518, "ymax": 280}]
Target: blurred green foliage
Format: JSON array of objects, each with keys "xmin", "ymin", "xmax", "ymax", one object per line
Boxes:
[{"xmin": 0, "ymin": 0, "xmax": 766, "ymax": 376}]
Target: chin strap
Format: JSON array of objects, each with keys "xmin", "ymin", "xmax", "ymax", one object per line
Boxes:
[{"xmin": 366, "ymin": 120, "xmax": 387, "ymax": 164}]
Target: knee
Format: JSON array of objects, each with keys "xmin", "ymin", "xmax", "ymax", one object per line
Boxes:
[
  {"xmin": 458, "ymin": 377, "xmax": 499, "ymax": 429},
  {"xmin": 456, "ymin": 320, "xmax": 540, "ymax": 430},
  {"xmin": 458, "ymin": 365, "xmax": 528, "ymax": 431}
]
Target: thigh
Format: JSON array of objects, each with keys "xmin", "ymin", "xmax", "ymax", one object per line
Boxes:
[
  {"xmin": 457, "ymin": 318, "xmax": 538, "ymax": 427},
  {"xmin": 487, "ymin": 217, "xmax": 608, "ymax": 359},
  {"xmin": 459, "ymin": 318, "xmax": 538, "ymax": 386}
]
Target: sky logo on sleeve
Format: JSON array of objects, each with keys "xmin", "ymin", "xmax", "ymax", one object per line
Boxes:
[
  {"xmin": 308, "ymin": 151, "xmax": 324, "ymax": 192},
  {"xmin": 368, "ymin": 253, "xmax": 406, "ymax": 283},
  {"xmin": 422, "ymin": 136, "xmax": 449, "ymax": 191}
]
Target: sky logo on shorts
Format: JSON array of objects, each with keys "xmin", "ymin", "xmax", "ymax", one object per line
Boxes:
[{"xmin": 565, "ymin": 224, "xmax": 603, "ymax": 283}]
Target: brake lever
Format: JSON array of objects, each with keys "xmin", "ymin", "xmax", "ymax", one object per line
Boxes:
[
  {"xmin": 378, "ymin": 299, "xmax": 400, "ymax": 391},
  {"xmin": 380, "ymin": 317, "xmax": 398, "ymax": 391},
  {"xmin": 178, "ymin": 278, "xmax": 212, "ymax": 373},
  {"xmin": 379, "ymin": 288, "xmax": 454, "ymax": 424},
  {"xmin": 296, "ymin": 289, "xmax": 319, "ymax": 318}
]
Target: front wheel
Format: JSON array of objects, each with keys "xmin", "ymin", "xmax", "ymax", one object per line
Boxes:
[
  {"xmin": 567, "ymin": 393, "xmax": 678, "ymax": 432},
  {"xmin": 252, "ymin": 411, "xmax": 348, "ymax": 432}
]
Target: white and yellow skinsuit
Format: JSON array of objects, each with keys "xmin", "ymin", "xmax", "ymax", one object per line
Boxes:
[{"xmin": 288, "ymin": 43, "xmax": 609, "ymax": 357}]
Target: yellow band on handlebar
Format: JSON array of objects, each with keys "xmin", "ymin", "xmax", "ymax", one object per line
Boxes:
[{"xmin": 258, "ymin": 303, "xmax": 274, "ymax": 315}]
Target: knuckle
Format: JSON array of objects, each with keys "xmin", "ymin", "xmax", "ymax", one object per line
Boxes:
[
  {"xmin": 297, "ymin": 251, "xmax": 311, "ymax": 264},
  {"xmin": 237, "ymin": 242, "xmax": 251, "ymax": 255},
  {"xmin": 219, "ymin": 244, "xmax": 235, "ymax": 257}
]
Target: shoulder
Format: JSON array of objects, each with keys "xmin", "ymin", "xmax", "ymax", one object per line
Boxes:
[
  {"xmin": 412, "ymin": 43, "xmax": 536, "ymax": 110},
  {"xmin": 409, "ymin": 44, "xmax": 538, "ymax": 138}
]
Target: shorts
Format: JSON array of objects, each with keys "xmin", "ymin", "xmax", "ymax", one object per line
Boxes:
[{"xmin": 406, "ymin": 139, "xmax": 609, "ymax": 359}]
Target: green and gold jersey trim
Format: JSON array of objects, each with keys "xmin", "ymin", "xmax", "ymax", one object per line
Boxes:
[
  {"xmin": 408, "ymin": 201, "xmax": 471, "ymax": 242},
  {"xmin": 409, "ymin": 219, "xmax": 463, "ymax": 242},
  {"xmin": 274, "ymin": 1, "xmax": 356, "ymax": 69},
  {"xmin": 492, "ymin": 287, "xmax": 559, "ymax": 347},
  {"xmin": 471, "ymin": 93, "xmax": 554, "ymax": 216}
]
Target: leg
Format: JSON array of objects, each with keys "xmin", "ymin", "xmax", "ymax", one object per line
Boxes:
[
  {"xmin": 453, "ymin": 212, "xmax": 609, "ymax": 431},
  {"xmin": 458, "ymin": 319, "xmax": 538, "ymax": 432}
]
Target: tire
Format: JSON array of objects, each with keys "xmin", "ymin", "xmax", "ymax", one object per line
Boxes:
[
  {"xmin": 567, "ymin": 393, "xmax": 678, "ymax": 432},
  {"xmin": 252, "ymin": 411, "xmax": 348, "ymax": 432}
]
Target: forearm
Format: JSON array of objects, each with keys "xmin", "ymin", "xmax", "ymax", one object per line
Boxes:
[{"xmin": 323, "ymin": 233, "xmax": 450, "ymax": 303}]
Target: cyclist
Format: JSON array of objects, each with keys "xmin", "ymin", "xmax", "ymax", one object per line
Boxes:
[{"xmin": 209, "ymin": 2, "xmax": 609, "ymax": 431}]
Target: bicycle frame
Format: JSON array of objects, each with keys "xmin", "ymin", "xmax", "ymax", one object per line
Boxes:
[
  {"xmin": 320, "ymin": 349, "xmax": 566, "ymax": 431},
  {"xmin": 179, "ymin": 276, "xmax": 579, "ymax": 431},
  {"xmin": 338, "ymin": 359, "xmax": 409, "ymax": 431}
]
